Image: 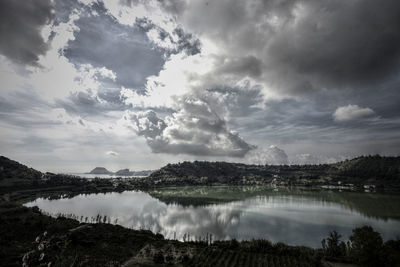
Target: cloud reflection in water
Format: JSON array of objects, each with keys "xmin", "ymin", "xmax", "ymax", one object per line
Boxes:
[{"xmin": 25, "ymin": 190, "xmax": 400, "ymax": 247}]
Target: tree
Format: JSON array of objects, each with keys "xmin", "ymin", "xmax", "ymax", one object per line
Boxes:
[
  {"xmin": 153, "ymin": 252, "xmax": 164, "ymax": 264},
  {"xmin": 381, "ymin": 239, "xmax": 400, "ymax": 266},
  {"xmin": 349, "ymin": 226, "xmax": 383, "ymax": 266},
  {"xmin": 324, "ymin": 230, "xmax": 346, "ymax": 258}
]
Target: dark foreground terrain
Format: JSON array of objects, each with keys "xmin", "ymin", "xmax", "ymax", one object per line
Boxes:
[
  {"xmin": 1, "ymin": 155, "xmax": 400, "ymax": 266},
  {"xmin": 1, "ymin": 202, "xmax": 322, "ymax": 266}
]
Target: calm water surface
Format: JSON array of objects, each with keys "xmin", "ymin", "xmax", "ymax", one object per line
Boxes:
[
  {"xmin": 24, "ymin": 186, "xmax": 400, "ymax": 247},
  {"xmin": 65, "ymin": 173, "xmax": 148, "ymax": 179}
]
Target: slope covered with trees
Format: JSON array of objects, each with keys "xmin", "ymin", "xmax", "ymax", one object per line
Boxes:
[
  {"xmin": 148, "ymin": 156, "xmax": 400, "ymax": 189},
  {"xmin": 332, "ymin": 155, "xmax": 400, "ymax": 180}
]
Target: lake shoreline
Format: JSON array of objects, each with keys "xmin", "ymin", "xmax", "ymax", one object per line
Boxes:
[
  {"xmin": 2, "ymin": 183, "xmax": 400, "ymax": 266},
  {"xmin": 1, "ymin": 201, "xmax": 325, "ymax": 266},
  {"xmin": 4, "ymin": 177, "xmax": 400, "ymax": 207},
  {"xmin": 2, "ymin": 191, "xmax": 400, "ymax": 266},
  {"xmin": 23, "ymin": 185, "xmax": 400, "ymax": 246},
  {"xmin": 1, "ymin": 155, "xmax": 400, "ymax": 266}
]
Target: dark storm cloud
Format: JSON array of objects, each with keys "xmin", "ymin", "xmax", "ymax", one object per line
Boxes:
[
  {"xmin": 0, "ymin": 0, "xmax": 54, "ymax": 66},
  {"xmin": 117, "ymin": 0, "xmax": 400, "ymax": 157},
  {"xmin": 223, "ymin": 56, "xmax": 262, "ymax": 78},
  {"xmin": 64, "ymin": 2, "xmax": 165, "ymax": 93},
  {"xmin": 169, "ymin": 0, "xmax": 400, "ymax": 95},
  {"xmin": 265, "ymin": 0, "xmax": 400, "ymax": 92}
]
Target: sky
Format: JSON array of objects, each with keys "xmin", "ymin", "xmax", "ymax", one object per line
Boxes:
[{"xmin": 1, "ymin": 0, "xmax": 400, "ymax": 172}]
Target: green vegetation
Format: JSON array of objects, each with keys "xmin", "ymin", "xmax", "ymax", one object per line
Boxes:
[
  {"xmin": 332, "ymin": 155, "xmax": 400, "ymax": 181},
  {"xmin": 321, "ymin": 226, "xmax": 400, "ymax": 267},
  {"xmin": 186, "ymin": 239, "xmax": 321, "ymax": 267},
  {"xmin": 147, "ymin": 155, "xmax": 400, "ymax": 190}
]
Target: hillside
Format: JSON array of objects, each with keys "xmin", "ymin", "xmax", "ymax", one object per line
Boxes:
[
  {"xmin": 148, "ymin": 156, "xmax": 400, "ymax": 189},
  {"xmin": 332, "ymin": 155, "xmax": 400, "ymax": 180},
  {"xmin": 1, "ymin": 155, "xmax": 399, "ymax": 192},
  {"xmin": 115, "ymin": 169, "xmax": 153, "ymax": 176},
  {"xmin": 0, "ymin": 156, "xmax": 120, "ymax": 197},
  {"xmin": 0, "ymin": 156, "xmax": 42, "ymax": 188}
]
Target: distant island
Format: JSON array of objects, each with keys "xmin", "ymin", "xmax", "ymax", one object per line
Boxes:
[
  {"xmin": 115, "ymin": 168, "xmax": 131, "ymax": 176},
  {"xmin": 88, "ymin": 167, "xmax": 113, "ymax": 175},
  {"xmin": 87, "ymin": 167, "xmax": 153, "ymax": 176}
]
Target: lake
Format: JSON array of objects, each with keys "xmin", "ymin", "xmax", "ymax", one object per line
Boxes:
[
  {"xmin": 24, "ymin": 186, "xmax": 400, "ymax": 248},
  {"xmin": 64, "ymin": 173, "xmax": 148, "ymax": 179}
]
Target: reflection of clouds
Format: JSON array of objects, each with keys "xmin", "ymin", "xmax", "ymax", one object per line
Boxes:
[
  {"xmin": 25, "ymin": 191, "xmax": 400, "ymax": 248},
  {"xmin": 158, "ymin": 204, "xmax": 242, "ymax": 240}
]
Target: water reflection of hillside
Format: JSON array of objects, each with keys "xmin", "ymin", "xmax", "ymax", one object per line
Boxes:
[
  {"xmin": 148, "ymin": 186, "xmax": 400, "ymax": 221},
  {"xmin": 25, "ymin": 188, "xmax": 400, "ymax": 247}
]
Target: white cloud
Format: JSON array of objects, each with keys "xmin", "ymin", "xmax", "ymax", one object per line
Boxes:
[
  {"xmin": 333, "ymin": 104, "xmax": 376, "ymax": 122},
  {"xmin": 121, "ymin": 52, "xmax": 221, "ymax": 108},
  {"xmin": 106, "ymin": 151, "xmax": 119, "ymax": 156},
  {"xmin": 120, "ymin": 96, "xmax": 255, "ymax": 157},
  {"xmin": 246, "ymin": 145, "xmax": 288, "ymax": 165}
]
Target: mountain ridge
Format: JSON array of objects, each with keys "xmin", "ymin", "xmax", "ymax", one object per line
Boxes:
[
  {"xmin": 147, "ymin": 155, "xmax": 400, "ymax": 188},
  {"xmin": 1, "ymin": 155, "xmax": 399, "ymax": 190}
]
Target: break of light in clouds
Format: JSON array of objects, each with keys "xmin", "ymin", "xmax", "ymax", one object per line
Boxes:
[{"xmin": 1, "ymin": 0, "xmax": 400, "ymax": 172}]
